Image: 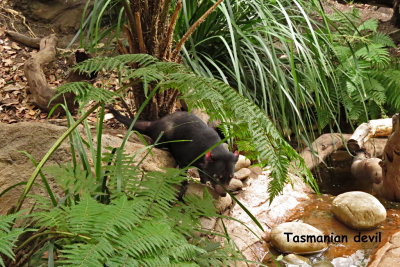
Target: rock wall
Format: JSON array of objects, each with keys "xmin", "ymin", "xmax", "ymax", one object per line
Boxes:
[{"xmin": 0, "ymin": 122, "xmax": 175, "ymax": 214}]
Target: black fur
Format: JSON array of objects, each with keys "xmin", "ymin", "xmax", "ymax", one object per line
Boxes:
[{"xmin": 109, "ymin": 108, "xmax": 238, "ymax": 196}]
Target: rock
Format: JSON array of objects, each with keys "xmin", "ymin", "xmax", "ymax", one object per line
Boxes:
[
  {"xmin": 248, "ymin": 166, "xmax": 263, "ymax": 179},
  {"xmin": 234, "ymin": 168, "xmax": 251, "ymax": 180},
  {"xmin": 369, "ymin": 230, "xmax": 400, "ymax": 267},
  {"xmin": 199, "ymin": 217, "xmax": 217, "ymax": 232},
  {"xmin": 184, "ymin": 182, "xmax": 232, "ymax": 213},
  {"xmin": 331, "ymin": 191, "xmax": 386, "ymax": 230},
  {"xmin": 0, "ymin": 122, "xmax": 175, "ymax": 214},
  {"xmin": 270, "ymin": 222, "xmax": 328, "ymax": 254},
  {"xmin": 214, "ymin": 193, "xmax": 232, "ymax": 213},
  {"xmin": 283, "ymin": 254, "xmax": 311, "ymax": 266},
  {"xmin": 312, "ymin": 260, "xmax": 334, "ymax": 267},
  {"xmin": 23, "ymin": 0, "xmax": 86, "ymax": 34},
  {"xmin": 235, "ymin": 155, "xmax": 251, "ymax": 171},
  {"xmin": 228, "ymin": 178, "xmax": 243, "ymax": 192},
  {"xmin": 184, "ymin": 183, "xmax": 219, "ymax": 199}
]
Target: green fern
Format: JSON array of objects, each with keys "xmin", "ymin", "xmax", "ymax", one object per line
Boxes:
[
  {"xmin": 29, "ymin": 172, "xmax": 236, "ymax": 266},
  {"xmin": 327, "ymin": 10, "xmax": 400, "ymax": 123},
  {"xmin": 0, "ymin": 213, "xmax": 27, "ymax": 267}
]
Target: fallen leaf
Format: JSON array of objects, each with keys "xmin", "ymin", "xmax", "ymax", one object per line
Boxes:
[
  {"xmin": 11, "ymin": 42, "xmax": 21, "ymax": 50},
  {"xmin": 3, "ymin": 58, "xmax": 13, "ymax": 66}
]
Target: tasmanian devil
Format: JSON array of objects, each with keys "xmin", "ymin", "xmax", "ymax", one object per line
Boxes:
[{"xmin": 109, "ymin": 108, "xmax": 239, "ymax": 196}]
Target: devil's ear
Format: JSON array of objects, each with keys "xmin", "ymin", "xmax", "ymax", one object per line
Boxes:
[
  {"xmin": 233, "ymin": 150, "xmax": 239, "ymax": 160},
  {"xmin": 205, "ymin": 151, "xmax": 213, "ymax": 162}
]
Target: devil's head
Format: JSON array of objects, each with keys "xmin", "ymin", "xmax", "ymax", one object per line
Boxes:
[{"xmin": 198, "ymin": 150, "xmax": 239, "ymax": 197}]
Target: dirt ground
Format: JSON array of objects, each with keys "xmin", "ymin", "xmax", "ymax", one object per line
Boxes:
[{"xmin": 0, "ymin": 0, "xmax": 399, "ymax": 125}]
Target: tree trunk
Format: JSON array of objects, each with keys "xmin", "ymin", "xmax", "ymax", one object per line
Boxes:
[
  {"xmin": 121, "ymin": 0, "xmax": 223, "ymax": 120},
  {"xmin": 376, "ymin": 114, "xmax": 400, "ymax": 201},
  {"xmin": 392, "ymin": 0, "xmax": 400, "ymax": 27}
]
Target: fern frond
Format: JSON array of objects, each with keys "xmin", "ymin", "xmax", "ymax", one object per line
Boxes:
[
  {"xmin": 53, "ymin": 82, "xmax": 118, "ymax": 105},
  {"xmin": 371, "ymin": 32, "xmax": 395, "ymax": 48},
  {"xmin": 0, "ymin": 213, "xmax": 27, "ymax": 266},
  {"xmin": 137, "ymin": 169, "xmax": 186, "ymax": 217},
  {"xmin": 355, "ymin": 44, "xmax": 390, "ymax": 68},
  {"xmin": 60, "ymin": 239, "xmax": 113, "ymax": 267},
  {"xmin": 73, "ymin": 54, "xmax": 158, "ymax": 74},
  {"xmin": 357, "ymin": 19, "xmax": 378, "ymax": 33}
]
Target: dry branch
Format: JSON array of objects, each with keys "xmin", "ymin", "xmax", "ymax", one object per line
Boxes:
[
  {"xmin": 375, "ymin": 114, "xmax": 400, "ymax": 201},
  {"xmin": 6, "ymin": 30, "xmax": 40, "ymax": 48},
  {"xmin": 23, "ymin": 34, "xmax": 75, "ymax": 112}
]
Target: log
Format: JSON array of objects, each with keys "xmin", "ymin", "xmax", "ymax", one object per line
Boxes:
[
  {"xmin": 347, "ymin": 118, "xmax": 392, "ymax": 154},
  {"xmin": 23, "ymin": 34, "xmax": 75, "ymax": 112},
  {"xmin": 300, "ymin": 133, "xmax": 352, "ymax": 170}
]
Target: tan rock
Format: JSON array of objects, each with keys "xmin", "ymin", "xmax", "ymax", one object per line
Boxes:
[
  {"xmin": 283, "ymin": 254, "xmax": 311, "ymax": 266},
  {"xmin": 184, "ymin": 183, "xmax": 219, "ymax": 199},
  {"xmin": 199, "ymin": 217, "xmax": 217, "ymax": 232},
  {"xmin": 235, "ymin": 155, "xmax": 251, "ymax": 171},
  {"xmin": 331, "ymin": 191, "xmax": 386, "ymax": 230},
  {"xmin": 234, "ymin": 168, "xmax": 251, "ymax": 180},
  {"xmin": 0, "ymin": 122, "xmax": 175, "ymax": 214},
  {"xmin": 214, "ymin": 193, "xmax": 232, "ymax": 213},
  {"xmin": 369, "ymin": 230, "xmax": 400, "ymax": 267},
  {"xmin": 270, "ymin": 222, "xmax": 328, "ymax": 254},
  {"xmin": 228, "ymin": 178, "xmax": 243, "ymax": 192}
]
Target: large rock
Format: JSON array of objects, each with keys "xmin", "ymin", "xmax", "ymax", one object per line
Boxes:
[
  {"xmin": 0, "ymin": 122, "xmax": 176, "ymax": 214},
  {"xmin": 369, "ymin": 230, "xmax": 400, "ymax": 267},
  {"xmin": 331, "ymin": 191, "xmax": 386, "ymax": 230},
  {"xmin": 270, "ymin": 222, "xmax": 328, "ymax": 254},
  {"xmin": 17, "ymin": 0, "xmax": 86, "ymax": 34}
]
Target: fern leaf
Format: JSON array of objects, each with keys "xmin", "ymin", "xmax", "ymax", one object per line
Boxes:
[{"xmin": 357, "ymin": 19, "xmax": 378, "ymax": 32}]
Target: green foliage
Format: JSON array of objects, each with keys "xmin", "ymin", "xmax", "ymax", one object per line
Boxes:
[
  {"xmin": 327, "ymin": 9, "xmax": 400, "ymax": 122},
  {"xmin": 73, "ymin": 53, "xmax": 317, "ymax": 197},
  {"xmin": 176, "ymin": 0, "xmax": 340, "ymax": 140},
  {"xmin": 0, "ymin": 213, "xmax": 27, "ymax": 267},
  {"xmin": 33, "ymin": 163, "xmax": 238, "ymax": 266}
]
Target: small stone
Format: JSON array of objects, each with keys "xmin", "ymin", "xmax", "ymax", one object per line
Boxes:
[
  {"xmin": 270, "ymin": 222, "xmax": 328, "ymax": 254},
  {"xmin": 235, "ymin": 155, "xmax": 251, "ymax": 171},
  {"xmin": 214, "ymin": 193, "xmax": 232, "ymax": 213},
  {"xmin": 199, "ymin": 217, "xmax": 217, "ymax": 232},
  {"xmin": 331, "ymin": 191, "xmax": 386, "ymax": 230},
  {"xmin": 185, "ymin": 183, "xmax": 219, "ymax": 199},
  {"xmin": 228, "ymin": 178, "xmax": 243, "ymax": 191},
  {"xmin": 283, "ymin": 254, "xmax": 311, "ymax": 266},
  {"xmin": 312, "ymin": 260, "xmax": 334, "ymax": 267},
  {"xmin": 234, "ymin": 168, "xmax": 251, "ymax": 180}
]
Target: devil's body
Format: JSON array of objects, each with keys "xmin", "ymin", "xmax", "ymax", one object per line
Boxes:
[{"xmin": 109, "ymin": 108, "xmax": 238, "ymax": 196}]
